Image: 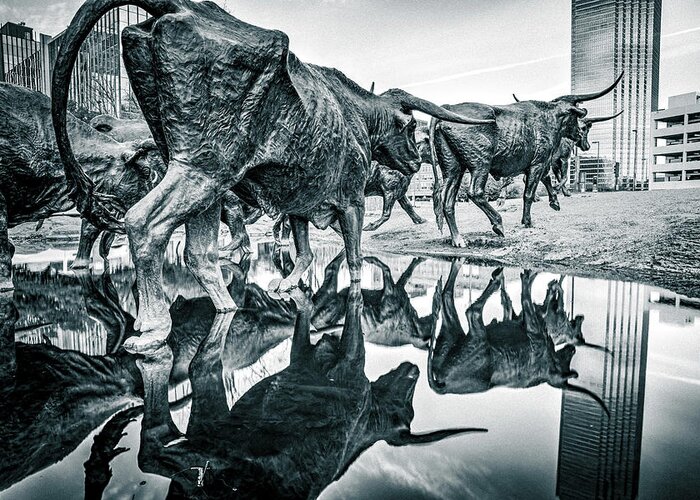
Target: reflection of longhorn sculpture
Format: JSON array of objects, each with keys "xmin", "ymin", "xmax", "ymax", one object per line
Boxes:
[
  {"xmin": 427, "ymin": 262, "xmax": 608, "ymax": 414},
  {"xmin": 430, "ymin": 74, "xmax": 623, "ymax": 247},
  {"xmin": 136, "ymin": 286, "xmax": 485, "ymax": 498},
  {"xmin": 53, "ymin": 0, "xmax": 491, "ymax": 351},
  {"xmin": 312, "ymin": 251, "xmax": 434, "ymax": 348}
]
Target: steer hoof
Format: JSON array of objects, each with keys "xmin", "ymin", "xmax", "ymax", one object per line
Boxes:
[
  {"xmin": 451, "ymin": 235, "xmax": 466, "ymax": 248},
  {"xmin": 363, "ymin": 223, "xmax": 380, "ymax": 232},
  {"xmin": 492, "ymin": 224, "xmax": 505, "ymax": 237},
  {"xmin": 268, "ymin": 277, "xmax": 297, "ymax": 300},
  {"xmin": 123, "ymin": 331, "xmax": 169, "ymax": 354},
  {"xmin": 549, "ymin": 200, "xmax": 561, "ymax": 211},
  {"xmin": 70, "ymin": 258, "xmax": 90, "ymax": 270},
  {"xmin": 414, "ymin": 217, "xmax": 427, "ymax": 225}
]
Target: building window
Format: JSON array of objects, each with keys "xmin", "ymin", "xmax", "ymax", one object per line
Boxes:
[
  {"xmin": 653, "ymin": 171, "xmax": 682, "ymax": 182},
  {"xmin": 686, "ymin": 169, "xmax": 700, "ymax": 181}
]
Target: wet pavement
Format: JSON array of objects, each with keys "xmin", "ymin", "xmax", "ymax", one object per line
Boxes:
[{"xmin": 0, "ymin": 236, "xmax": 699, "ymax": 499}]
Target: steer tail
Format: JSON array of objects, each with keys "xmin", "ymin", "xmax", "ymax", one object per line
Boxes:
[
  {"xmin": 429, "ymin": 117, "xmax": 444, "ymax": 233},
  {"xmin": 51, "ymin": 0, "xmax": 178, "ymax": 233}
]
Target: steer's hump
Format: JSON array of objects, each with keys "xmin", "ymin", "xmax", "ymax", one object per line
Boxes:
[
  {"xmin": 442, "ymin": 102, "xmax": 497, "ymax": 122},
  {"xmin": 149, "ymin": 7, "xmax": 305, "ymax": 153}
]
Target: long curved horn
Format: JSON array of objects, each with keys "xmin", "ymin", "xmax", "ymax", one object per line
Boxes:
[
  {"xmin": 555, "ymin": 72, "xmax": 624, "ymax": 103},
  {"xmin": 391, "ymin": 427, "xmax": 488, "ymax": 446},
  {"xmin": 578, "ymin": 341, "xmax": 614, "ymax": 356},
  {"xmin": 513, "ymin": 93, "xmax": 520, "ymax": 102},
  {"xmin": 585, "ymin": 110, "xmax": 623, "ymax": 125},
  {"xmin": 564, "ymin": 383, "xmax": 610, "ymax": 417},
  {"xmin": 384, "ymin": 89, "xmax": 495, "ymax": 125}
]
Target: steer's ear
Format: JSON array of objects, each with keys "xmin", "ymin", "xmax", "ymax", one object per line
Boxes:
[{"xmin": 122, "ymin": 139, "xmax": 161, "ymax": 181}]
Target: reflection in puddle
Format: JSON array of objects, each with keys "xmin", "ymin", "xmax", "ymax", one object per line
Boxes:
[{"xmin": 0, "ymin": 237, "xmax": 699, "ymax": 499}]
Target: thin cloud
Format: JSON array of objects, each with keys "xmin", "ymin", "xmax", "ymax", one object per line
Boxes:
[
  {"xmin": 663, "ymin": 26, "xmax": 700, "ymax": 38},
  {"xmin": 398, "ymin": 54, "xmax": 566, "ymax": 89}
]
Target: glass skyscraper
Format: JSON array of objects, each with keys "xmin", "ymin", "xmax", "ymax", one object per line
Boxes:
[{"xmin": 571, "ymin": 0, "xmax": 662, "ymax": 189}]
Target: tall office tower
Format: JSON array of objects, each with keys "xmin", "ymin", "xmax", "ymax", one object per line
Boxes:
[{"xmin": 571, "ymin": 0, "xmax": 662, "ymax": 190}]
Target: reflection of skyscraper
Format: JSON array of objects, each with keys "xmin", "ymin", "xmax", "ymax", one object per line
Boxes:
[
  {"xmin": 556, "ymin": 280, "xmax": 649, "ymax": 499},
  {"xmin": 571, "ymin": 0, "xmax": 662, "ymax": 189}
]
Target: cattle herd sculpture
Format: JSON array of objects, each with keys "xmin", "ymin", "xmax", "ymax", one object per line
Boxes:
[{"xmin": 0, "ymin": 0, "xmax": 627, "ymax": 489}]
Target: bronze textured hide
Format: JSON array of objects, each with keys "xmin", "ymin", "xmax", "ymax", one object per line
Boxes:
[
  {"xmin": 429, "ymin": 74, "xmax": 623, "ymax": 247},
  {"xmin": 52, "ymin": 0, "xmax": 490, "ymax": 350},
  {"xmin": 0, "ymin": 83, "xmax": 163, "ymax": 291}
]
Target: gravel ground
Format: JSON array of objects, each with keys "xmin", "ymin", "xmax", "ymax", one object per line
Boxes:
[
  {"xmin": 311, "ymin": 188, "xmax": 700, "ymax": 298},
  {"xmin": 9, "ymin": 188, "xmax": 700, "ymax": 298}
]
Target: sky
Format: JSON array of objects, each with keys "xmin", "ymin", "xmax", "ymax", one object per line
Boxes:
[{"xmin": 1, "ymin": 0, "xmax": 699, "ymax": 109}]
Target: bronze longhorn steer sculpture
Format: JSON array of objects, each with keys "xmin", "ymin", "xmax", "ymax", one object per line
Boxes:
[
  {"xmin": 427, "ymin": 261, "xmax": 609, "ymax": 415},
  {"xmin": 429, "ymin": 74, "xmax": 623, "ymax": 247},
  {"xmin": 52, "ymin": 0, "xmax": 491, "ymax": 351},
  {"xmin": 134, "ymin": 284, "xmax": 485, "ymax": 498},
  {"xmin": 74, "ymin": 118, "xmax": 264, "ymax": 269},
  {"xmin": 511, "ymin": 94, "xmax": 623, "ymax": 201},
  {"xmin": 0, "ymin": 83, "xmax": 164, "ymax": 291}
]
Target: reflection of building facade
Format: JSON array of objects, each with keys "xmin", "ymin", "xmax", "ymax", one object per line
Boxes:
[
  {"xmin": 571, "ymin": 0, "xmax": 662, "ymax": 190},
  {"xmin": 649, "ymin": 92, "xmax": 700, "ymax": 190},
  {"xmin": 0, "ymin": 22, "xmax": 51, "ymax": 93},
  {"xmin": 556, "ymin": 279, "xmax": 649, "ymax": 499}
]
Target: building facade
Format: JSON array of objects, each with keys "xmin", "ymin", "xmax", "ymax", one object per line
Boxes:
[
  {"xmin": 0, "ymin": 22, "xmax": 51, "ymax": 93},
  {"xmin": 649, "ymin": 92, "xmax": 700, "ymax": 190},
  {"xmin": 571, "ymin": 0, "xmax": 662, "ymax": 190},
  {"xmin": 2, "ymin": 7, "xmax": 148, "ymax": 118}
]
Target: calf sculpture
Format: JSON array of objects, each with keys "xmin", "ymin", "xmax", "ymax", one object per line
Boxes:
[
  {"xmin": 427, "ymin": 262, "xmax": 609, "ymax": 415},
  {"xmin": 0, "ymin": 83, "xmax": 163, "ymax": 291},
  {"xmin": 429, "ymin": 74, "xmax": 623, "ymax": 247},
  {"xmin": 53, "ymin": 0, "xmax": 490, "ymax": 350}
]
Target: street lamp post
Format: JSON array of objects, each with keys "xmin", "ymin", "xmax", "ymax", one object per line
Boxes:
[
  {"xmin": 632, "ymin": 129, "xmax": 638, "ymax": 191},
  {"xmin": 592, "ymin": 141, "xmax": 600, "ymax": 192}
]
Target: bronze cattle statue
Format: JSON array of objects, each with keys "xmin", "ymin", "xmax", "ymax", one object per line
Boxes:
[
  {"xmin": 53, "ymin": 0, "xmax": 491, "ymax": 351},
  {"xmin": 134, "ymin": 285, "xmax": 485, "ymax": 498},
  {"xmin": 427, "ymin": 262, "xmax": 608, "ymax": 414},
  {"xmin": 362, "ymin": 130, "xmax": 433, "ymax": 231},
  {"xmin": 429, "ymin": 74, "xmax": 623, "ymax": 247},
  {"xmin": 0, "ymin": 83, "xmax": 164, "ymax": 291},
  {"xmin": 74, "ymin": 119, "xmax": 264, "ymax": 269},
  {"xmin": 512, "ymin": 94, "xmax": 623, "ymax": 202}
]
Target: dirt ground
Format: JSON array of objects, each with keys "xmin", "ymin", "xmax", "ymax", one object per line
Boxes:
[
  {"xmin": 312, "ymin": 188, "xmax": 700, "ymax": 299},
  {"xmin": 9, "ymin": 188, "xmax": 700, "ymax": 298}
]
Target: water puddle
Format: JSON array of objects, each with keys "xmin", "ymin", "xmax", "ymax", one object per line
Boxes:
[{"xmin": 1, "ymin": 236, "xmax": 698, "ymax": 499}]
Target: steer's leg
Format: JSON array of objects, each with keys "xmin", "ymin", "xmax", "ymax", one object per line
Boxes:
[
  {"xmin": 269, "ymin": 215, "xmax": 313, "ymax": 294},
  {"xmin": 442, "ymin": 169, "xmax": 467, "ymax": 247},
  {"xmin": 0, "ymin": 193, "xmax": 13, "ymax": 292},
  {"xmin": 184, "ymin": 200, "xmax": 236, "ymax": 313},
  {"xmin": 338, "ymin": 203, "xmax": 364, "ymax": 283},
  {"xmin": 398, "ymin": 195, "xmax": 426, "ymax": 224},
  {"xmin": 364, "ymin": 192, "xmax": 395, "ymax": 231},
  {"xmin": 522, "ymin": 165, "xmax": 547, "ymax": 228},
  {"xmin": 541, "ymin": 173, "xmax": 560, "ymax": 211},
  {"xmin": 467, "ymin": 167, "xmax": 504, "ymax": 237},
  {"xmin": 124, "ymin": 164, "xmax": 218, "ymax": 352},
  {"xmin": 220, "ymin": 193, "xmax": 250, "ymax": 253},
  {"xmin": 72, "ymin": 220, "xmax": 100, "ymax": 270}
]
